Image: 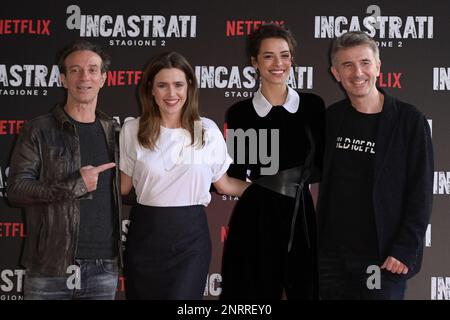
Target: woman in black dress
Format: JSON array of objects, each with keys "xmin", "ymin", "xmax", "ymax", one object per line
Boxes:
[{"xmin": 221, "ymin": 23, "xmax": 325, "ymax": 299}]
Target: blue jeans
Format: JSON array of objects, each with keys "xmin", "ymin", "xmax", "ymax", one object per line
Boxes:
[
  {"xmin": 319, "ymin": 251, "xmax": 407, "ymax": 300},
  {"xmin": 24, "ymin": 259, "xmax": 118, "ymax": 300}
]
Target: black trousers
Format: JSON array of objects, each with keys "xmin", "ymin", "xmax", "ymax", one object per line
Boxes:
[
  {"xmin": 319, "ymin": 250, "xmax": 407, "ymax": 300},
  {"xmin": 124, "ymin": 204, "xmax": 211, "ymax": 300}
]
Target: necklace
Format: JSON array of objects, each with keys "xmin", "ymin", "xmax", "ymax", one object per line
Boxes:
[{"xmin": 158, "ymin": 128, "xmax": 186, "ymax": 172}]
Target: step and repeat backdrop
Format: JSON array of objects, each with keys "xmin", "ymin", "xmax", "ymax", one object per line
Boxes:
[{"xmin": 1, "ymin": 0, "xmax": 449, "ymax": 300}]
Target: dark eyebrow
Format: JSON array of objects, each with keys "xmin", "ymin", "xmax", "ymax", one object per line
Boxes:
[
  {"xmin": 68, "ymin": 64, "xmax": 100, "ymax": 69},
  {"xmin": 261, "ymin": 50, "xmax": 290, "ymax": 55}
]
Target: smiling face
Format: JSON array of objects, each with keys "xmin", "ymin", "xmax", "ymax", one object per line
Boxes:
[
  {"xmin": 331, "ymin": 44, "xmax": 381, "ymax": 101},
  {"xmin": 251, "ymin": 37, "xmax": 292, "ymax": 86},
  {"xmin": 151, "ymin": 68, "xmax": 188, "ymax": 124},
  {"xmin": 60, "ymin": 50, "xmax": 106, "ymax": 107}
]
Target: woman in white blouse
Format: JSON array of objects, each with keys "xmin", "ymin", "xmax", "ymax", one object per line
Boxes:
[{"xmin": 120, "ymin": 51, "xmax": 249, "ymax": 300}]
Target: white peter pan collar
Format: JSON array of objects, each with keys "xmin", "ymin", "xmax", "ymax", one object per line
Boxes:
[{"xmin": 252, "ymin": 86, "xmax": 300, "ymax": 118}]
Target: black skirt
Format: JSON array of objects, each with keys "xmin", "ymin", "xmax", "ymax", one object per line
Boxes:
[
  {"xmin": 124, "ymin": 204, "xmax": 211, "ymax": 300},
  {"xmin": 221, "ymin": 184, "xmax": 318, "ymax": 300}
]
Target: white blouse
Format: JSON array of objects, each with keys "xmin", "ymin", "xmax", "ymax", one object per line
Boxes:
[{"xmin": 120, "ymin": 117, "xmax": 232, "ymax": 207}]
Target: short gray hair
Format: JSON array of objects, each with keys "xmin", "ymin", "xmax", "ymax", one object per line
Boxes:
[{"xmin": 330, "ymin": 31, "xmax": 380, "ymax": 66}]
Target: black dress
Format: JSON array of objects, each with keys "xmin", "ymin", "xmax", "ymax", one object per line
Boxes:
[{"xmin": 220, "ymin": 92, "xmax": 325, "ymax": 299}]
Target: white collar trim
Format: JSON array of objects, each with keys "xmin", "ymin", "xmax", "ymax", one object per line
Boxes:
[{"xmin": 252, "ymin": 86, "xmax": 300, "ymax": 117}]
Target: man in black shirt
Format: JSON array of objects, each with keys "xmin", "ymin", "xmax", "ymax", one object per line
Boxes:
[
  {"xmin": 317, "ymin": 31, "xmax": 433, "ymax": 299},
  {"xmin": 8, "ymin": 40, "xmax": 122, "ymax": 300}
]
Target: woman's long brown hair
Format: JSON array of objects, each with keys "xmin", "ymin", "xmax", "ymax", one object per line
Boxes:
[{"xmin": 138, "ymin": 51, "xmax": 204, "ymax": 150}]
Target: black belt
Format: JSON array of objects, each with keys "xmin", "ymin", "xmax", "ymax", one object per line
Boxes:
[{"xmin": 254, "ymin": 166, "xmax": 305, "ymax": 198}]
